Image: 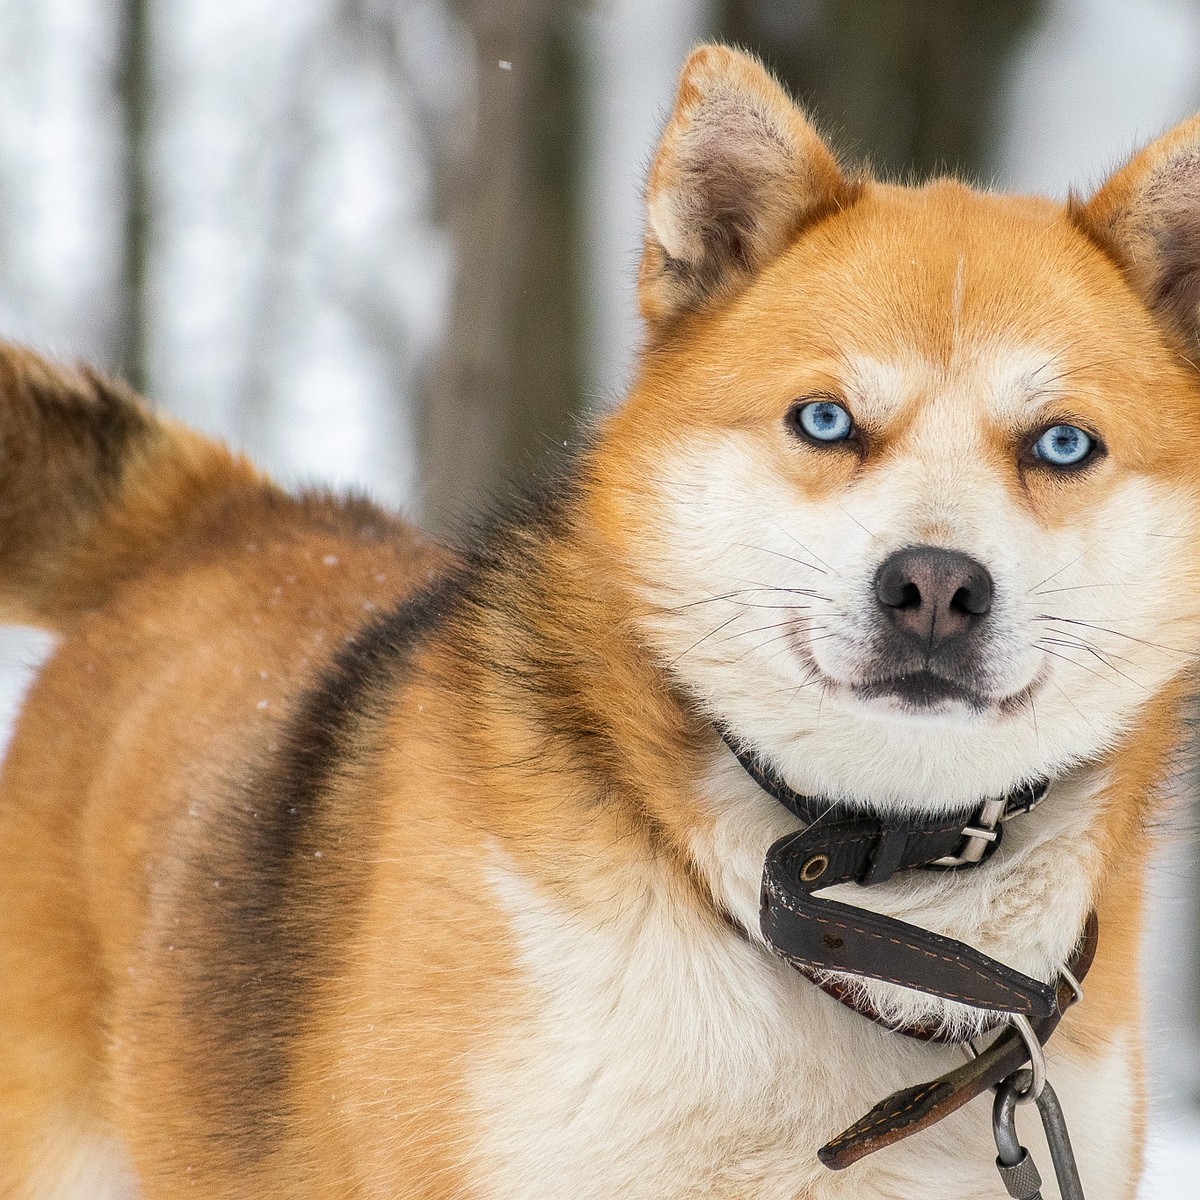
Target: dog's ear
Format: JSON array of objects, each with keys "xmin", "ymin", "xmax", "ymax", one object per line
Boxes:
[
  {"xmin": 1074, "ymin": 116, "xmax": 1200, "ymax": 345},
  {"xmin": 638, "ymin": 45, "xmax": 853, "ymax": 333}
]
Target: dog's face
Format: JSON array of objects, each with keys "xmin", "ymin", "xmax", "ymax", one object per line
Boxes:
[{"xmin": 595, "ymin": 48, "xmax": 1200, "ymax": 811}]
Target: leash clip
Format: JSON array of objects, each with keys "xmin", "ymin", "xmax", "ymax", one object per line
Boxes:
[{"xmin": 993, "ymin": 1072, "xmax": 1088, "ymax": 1199}]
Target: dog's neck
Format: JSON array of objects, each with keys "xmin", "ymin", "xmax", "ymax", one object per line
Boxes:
[
  {"xmin": 693, "ymin": 733, "xmax": 1125, "ymax": 1038},
  {"xmin": 435, "ymin": 485, "xmax": 1176, "ymax": 1039}
]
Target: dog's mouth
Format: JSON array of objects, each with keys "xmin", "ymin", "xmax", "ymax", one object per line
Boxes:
[
  {"xmin": 790, "ymin": 622, "xmax": 1047, "ymax": 718},
  {"xmin": 851, "ymin": 670, "xmax": 988, "ymax": 711}
]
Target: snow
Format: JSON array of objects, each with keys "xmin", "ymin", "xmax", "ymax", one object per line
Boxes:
[{"xmin": 1143, "ymin": 1117, "xmax": 1200, "ymax": 1197}]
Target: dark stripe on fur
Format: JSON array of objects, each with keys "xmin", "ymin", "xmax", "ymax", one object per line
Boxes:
[
  {"xmin": 172, "ymin": 468, "xmax": 584, "ymax": 1165},
  {"xmin": 180, "ymin": 579, "xmax": 460, "ymax": 1161},
  {"xmin": 29, "ymin": 366, "xmax": 155, "ymax": 482}
]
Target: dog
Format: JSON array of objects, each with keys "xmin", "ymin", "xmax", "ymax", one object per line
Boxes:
[{"xmin": 1, "ymin": 42, "xmax": 1199, "ymax": 1199}]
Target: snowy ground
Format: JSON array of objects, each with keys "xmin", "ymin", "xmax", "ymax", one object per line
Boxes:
[
  {"xmin": 1143, "ymin": 1116, "xmax": 1200, "ymax": 1197},
  {"xmin": 0, "ymin": 624, "xmax": 1195, "ymax": 1193}
]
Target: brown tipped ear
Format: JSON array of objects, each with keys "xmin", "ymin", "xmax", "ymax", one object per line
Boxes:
[
  {"xmin": 1074, "ymin": 116, "xmax": 1200, "ymax": 345},
  {"xmin": 638, "ymin": 45, "xmax": 854, "ymax": 332}
]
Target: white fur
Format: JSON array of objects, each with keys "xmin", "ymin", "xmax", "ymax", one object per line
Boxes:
[
  {"xmin": 628, "ymin": 347, "xmax": 1200, "ymax": 813},
  {"xmin": 472, "ymin": 846, "xmax": 1136, "ymax": 1199},
  {"xmin": 22, "ymin": 1124, "xmax": 139, "ymax": 1200}
]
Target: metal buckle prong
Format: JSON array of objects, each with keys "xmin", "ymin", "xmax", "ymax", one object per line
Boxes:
[
  {"xmin": 931, "ymin": 797, "xmax": 1006, "ymax": 868},
  {"xmin": 960, "ymin": 825, "xmax": 999, "ymax": 843}
]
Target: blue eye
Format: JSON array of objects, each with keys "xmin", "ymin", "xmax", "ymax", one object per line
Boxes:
[
  {"xmin": 792, "ymin": 399, "xmax": 854, "ymax": 443},
  {"xmin": 1033, "ymin": 424, "xmax": 1095, "ymax": 468}
]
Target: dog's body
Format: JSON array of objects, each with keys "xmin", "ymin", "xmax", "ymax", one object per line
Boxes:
[{"xmin": 3, "ymin": 45, "xmax": 1200, "ymax": 1198}]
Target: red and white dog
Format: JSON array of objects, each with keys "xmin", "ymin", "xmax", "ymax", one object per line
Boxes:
[{"xmin": 1, "ymin": 43, "xmax": 1198, "ymax": 1199}]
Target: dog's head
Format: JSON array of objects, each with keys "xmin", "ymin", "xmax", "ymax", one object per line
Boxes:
[{"xmin": 593, "ymin": 46, "xmax": 1200, "ymax": 813}]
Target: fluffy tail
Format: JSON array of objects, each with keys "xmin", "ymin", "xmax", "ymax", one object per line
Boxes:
[{"xmin": 0, "ymin": 345, "xmax": 266, "ymax": 630}]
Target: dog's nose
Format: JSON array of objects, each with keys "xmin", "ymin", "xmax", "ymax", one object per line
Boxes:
[{"xmin": 874, "ymin": 546, "xmax": 992, "ymax": 649}]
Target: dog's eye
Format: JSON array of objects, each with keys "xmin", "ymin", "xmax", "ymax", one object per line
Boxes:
[
  {"xmin": 789, "ymin": 399, "xmax": 854, "ymax": 444},
  {"xmin": 1033, "ymin": 424, "xmax": 1095, "ymax": 468}
]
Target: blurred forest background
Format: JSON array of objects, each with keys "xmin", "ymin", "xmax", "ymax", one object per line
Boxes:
[{"xmin": 1, "ymin": 0, "xmax": 1199, "ymax": 1188}]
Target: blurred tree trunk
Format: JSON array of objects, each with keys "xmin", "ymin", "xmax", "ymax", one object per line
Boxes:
[
  {"xmin": 419, "ymin": 0, "xmax": 582, "ymax": 534},
  {"xmin": 717, "ymin": 0, "xmax": 1041, "ymax": 181},
  {"xmin": 117, "ymin": 0, "xmax": 153, "ymax": 392}
]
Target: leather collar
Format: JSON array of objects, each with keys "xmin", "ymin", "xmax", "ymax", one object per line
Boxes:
[
  {"xmin": 718, "ymin": 725, "xmax": 1058, "ymax": 1016},
  {"xmin": 717, "ymin": 726, "xmax": 1098, "ymax": 1168},
  {"xmin": 820, "ymin": 913, "xmax": 1097, "ymax": 1169}
]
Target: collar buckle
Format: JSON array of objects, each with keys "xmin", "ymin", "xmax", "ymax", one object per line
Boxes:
[{"xmin": 931, "ymin": 797, "xmax": 1007, "ymax": 868}]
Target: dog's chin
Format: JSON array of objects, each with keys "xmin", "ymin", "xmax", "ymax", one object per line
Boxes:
[{"xmin": 781, "ymin": 662, "xmax": 1053, "ymax": 809}]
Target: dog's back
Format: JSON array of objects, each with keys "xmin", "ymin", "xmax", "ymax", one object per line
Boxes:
[{"xmin": 0, "ymin": 352, "xmax": 451, "ymax": 1194}]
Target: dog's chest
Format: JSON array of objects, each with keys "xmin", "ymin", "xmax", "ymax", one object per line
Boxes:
[{"xmin": 473, "ymin": 852, "xmax": 1068, "ymax": 1200}]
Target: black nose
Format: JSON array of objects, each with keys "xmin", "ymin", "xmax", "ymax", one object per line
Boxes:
[{"xmin": 874, "ymin": 546, "xmax": 993, "ymax": 650}]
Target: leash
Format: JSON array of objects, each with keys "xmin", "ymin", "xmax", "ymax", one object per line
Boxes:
[{"xmin": 718, "ymin": 727, "xmax": 1096, "ymax": 1187}]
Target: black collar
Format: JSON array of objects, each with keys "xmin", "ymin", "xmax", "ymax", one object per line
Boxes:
[
  {"xmin": 717, "ymin": 723, "xmax": 1049, "ymax": 878},
  {"xmin": 716, "ymin": 724, "xmax": 1095, "ymax": 1170},
  {"xmin": 717, "ymin": 723, "xmax": 1059, "ymax": 1013}
]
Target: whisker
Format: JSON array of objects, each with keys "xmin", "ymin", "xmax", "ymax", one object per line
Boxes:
[
  {"xmin": 785, "ymin": 666, "xmax": 826, "ymax": 702},
  {"xmin": 1033, "ymin": 583, "xmax": 1123, "ymax": 596},
  {"xmin": 677, "ymin": 598, "xmax": 822, "ymax": 613},
  {"xmin": 1038, "ymin": 627, "xmax": 1136, "ymax": 668},
  {"xmin": 1031, "ymin": 355, "xmax": 1124, "ymax": 387},
  {"xmin": 1029, "ymin": 334, "xmax": 1091, "ymax": 381},
  {"xmin": 667, "ymin": 613, "xmax": 743, "ymax": 667},
  {"xmin": 774, "ymin": 525, "xmax": 836, "ymax": 574},
  {"xmin": 1035, "ymin": 614, "xmax": 1193, "ymax": 657},
  {"xmin": 717, "ymin": 619, "xmax": 802, "ymax": 646},
  {"xmin": 795, "ymin": 631, "xmax": 842, "ymax": 649},
  {"xmin": 1029, "ymin": 543, "xmax": 1098, "ymax": 593},
  {"xmin": 733, "ymin": 579, "xmax": 836, "ymax": 604},
  {"xmin": 739, "ymin": 543, "xmax": 828, "ymax": 575},
  {"xmin": 835, "ymin": 501, "xmax": 880, "ymax": 543},
  {"xmin": 1040, "ymin": 636, "xmax": 1140, "ymax": 684},
  {"xmin": 1036, "ymin": 643, "xmax": 1122, "ymax": 687},
  {"xmin": 733, "ymin": 627, "xmax": 811, "ymax": 661},
  {"xmin": 662, "ymin": 588, "xmax": 832, "ymax": 613},
  {"xmin": 1047, "ymin": 678, "xmax": 1104, "ymax": 741}
]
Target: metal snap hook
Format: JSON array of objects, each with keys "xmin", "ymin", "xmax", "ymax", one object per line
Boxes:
[
  {"xmin": 993, "ymin": 1073, "xmax": 1043, "ymax": 1199},
  {"xmin": 993, "ymin": 1070, "xmax": 1087, "ymax": 1200}
]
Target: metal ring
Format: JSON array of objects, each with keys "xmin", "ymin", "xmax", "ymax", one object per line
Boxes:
[
  {"xmin": 1060, "ymin": 965, "xmax": 1084, "ymax": 1006},
  {"xmin": 799, "ymin": 853, "xmax": 829, "ymax": 882},
  {"xmin": 1008, "ymin": 1014, "xmax": 1046, "ymax": 1103}
]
